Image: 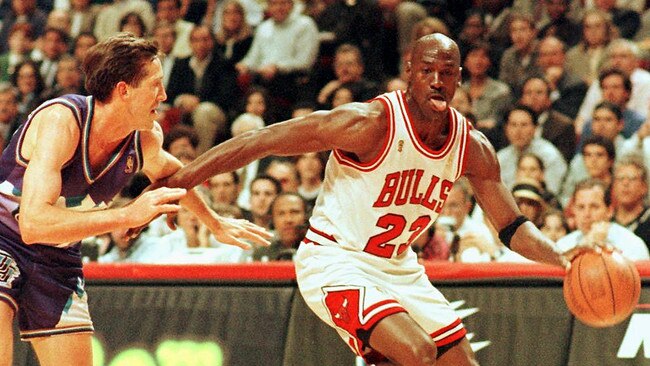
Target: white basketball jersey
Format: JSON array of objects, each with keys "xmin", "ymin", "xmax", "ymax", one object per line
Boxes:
[{"xmin": 305, "ymin": 90, "xmax": 471, "ymax": 259}]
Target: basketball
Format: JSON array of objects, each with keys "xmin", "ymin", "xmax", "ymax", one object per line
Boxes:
[{"xmin": 563, "ymin": 249, "xmax": 641, "ymax": 327}]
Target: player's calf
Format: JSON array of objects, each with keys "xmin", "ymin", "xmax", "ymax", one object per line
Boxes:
[{"xmin": 0, "ymin": 301, "xmax": 15, "ymax": 366}]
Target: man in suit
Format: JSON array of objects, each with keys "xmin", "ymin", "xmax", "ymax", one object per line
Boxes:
[
  {"xmin": 519, "ymin": 76, "xmax": 577, "ymax": 162},
  {"xmin": 166, "ymin": 25, "xmax": 239, "ymax": 152},
  {"xmin": 534, "ymin": 35, "xmax": 588, "ymax": 119},
  {"xmin": 33, "ymin": 27, "xmax": 70, "ymax": 89}
]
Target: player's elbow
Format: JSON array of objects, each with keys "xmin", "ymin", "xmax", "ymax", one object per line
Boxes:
[{"xmin": 19, "ymin": 216, "xmax": 44, "ymax": 244}]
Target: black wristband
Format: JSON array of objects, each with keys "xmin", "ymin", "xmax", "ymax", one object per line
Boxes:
[{"xmin": 498, "ymin": 215, "xmax": 529, "ymax": 249}]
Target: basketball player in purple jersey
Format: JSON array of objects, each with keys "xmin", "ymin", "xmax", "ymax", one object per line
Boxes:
[
  {"xmin": 155, "ymin": 34, "xmax": 572, "ymax": 365},
  {"xmin": 0, "ymin": 34, "xmax": 270, "ymax": 366}
]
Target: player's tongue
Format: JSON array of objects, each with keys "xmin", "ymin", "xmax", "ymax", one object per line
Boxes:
[{"xmin": 430, "ymin": 96, "xmax": 447, "ymax": 112}]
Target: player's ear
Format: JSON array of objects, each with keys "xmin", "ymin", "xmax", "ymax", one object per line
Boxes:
[
  {"xmin": 116, "ymin": 81, "xmax": 129, "ymax": 98},
  {"xmin": 457, "ymin": 67, "xmax": 462, "ymax": 86}
]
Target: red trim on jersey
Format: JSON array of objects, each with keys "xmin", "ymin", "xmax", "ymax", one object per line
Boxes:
[
  {"xmin": 308, "ymin": 226, "xmax": 337, "ymax": 242},
  {"xmin": 398, "ymin": 90, "xmax": 456, "ymax": 159},
  {"xmin": 455, "ymin": 110, "xmax": 471, "ymax": 179},
  {"xmin": 435, "ymin": 327, "xmax": 467, "ymax": 347},
  {"xmin": 363, "ymin": 304, "xmax": 406, "ymax": 331},
  {"xmin": 431, "ymin": 317, "xmax": 462, "ymax": 338},
  {"xmin": 430, "ymin": 317, "xmax": 467, "ymax": 347},
  {"xmin": 332, "ymin": 95, "xmax": 395, "ymax": 172},
  {"xmin": 364, "ymin": 299, "xmax": 400, "ymax": 318}
]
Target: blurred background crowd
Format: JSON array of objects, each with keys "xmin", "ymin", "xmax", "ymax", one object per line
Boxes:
[{"xmin": 1, "ymin": 0, "xmax": 650, "ymax": 264}]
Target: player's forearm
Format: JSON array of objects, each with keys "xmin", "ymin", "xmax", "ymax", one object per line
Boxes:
[
  {"xmin": 179, "ymin": 187, "xmax": 220, "ymax": 227},
  {"xmin": 19, "ymin": 205, "xmax": 131, "ymax": 245},
  {"xmin": 510, "ymin": 222, "xmax": 565, "ymax": 267},
  {"xmin": 167, "ymin": 134, "xmax": 263, "ymax": 190}
]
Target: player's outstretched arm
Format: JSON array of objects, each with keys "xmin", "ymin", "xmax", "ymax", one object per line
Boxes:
[
  {"xmin": 463, "ymin": 129, "xmax": 568, "ymax": 267},
  {"xmin": 165, "ymin": 101, "xmax": 388, "ymax": 190},
  {"xmin": 18, "ymin": 107, "xmax": 186, "ymax": 245},
  {"xmin": 139, "ymin": 123, "xmax": 272, "ymax": 249}
]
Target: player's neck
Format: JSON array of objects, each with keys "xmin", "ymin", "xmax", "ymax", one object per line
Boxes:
[
  {"xmin": 92, "ymin": 100, "xmax": 132, "ymax": 141},
  {"xmin": 410, "ymin": 110, "xmax": 449, "ymax": 149}
]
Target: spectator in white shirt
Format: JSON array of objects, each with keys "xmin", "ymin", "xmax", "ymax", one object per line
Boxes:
[
  {"xmin": 556, "ymin": 178, "xmax": 649, "ymax": 260},
  {"xmin": 497, "ymin": 104, "xmax": 567, "ymax": 194}
]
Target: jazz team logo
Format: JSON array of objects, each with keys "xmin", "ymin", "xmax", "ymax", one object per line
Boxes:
[{"xmin": 0, "ymin": 249, "xmax": 20, "ymax": 289}]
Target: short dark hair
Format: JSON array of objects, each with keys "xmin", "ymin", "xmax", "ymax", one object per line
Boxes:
[
  {"xmin": 43, "ymin": 26, "xmax": 70, "ymax": 46},
  {"xmin": 465, "ymin": 40, "xmax": 492, "ymax": 57},
  {"xmin": 82, "ymin": 33, "xmax": 159, "ymax": 102},
  {"xmin": 598, "ymin": 68, "xmax": 632, "ymax": 93},
  {"xmin": 11, "ymin": 60, "xmax": 45, "ymax": 96},
  {"xmin": 522, "ymin": 76, "xmax": 551, "ymax": 97},
  {"xmin": 251, "ymin": 175, "xmax": 282, "ymax": 195},
  {"xmin": 163, "ymin": 125, "xmax": 200, "ymax": 151},
  {"xmin": 505, "ymin": 104, "xmax": 538, "ymax": 125},
  {"xmin": 593, "ymin": 100, "xmax": 622, "ymax": 121},
  {"xmin": 582, "ymin": 135, "xmax": 616, "ymax": 161}
]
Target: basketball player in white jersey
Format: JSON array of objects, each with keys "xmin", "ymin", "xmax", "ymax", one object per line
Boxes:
[{"xmin": 157, "ymin": 33, "xmax": 570, "ymax": 365}]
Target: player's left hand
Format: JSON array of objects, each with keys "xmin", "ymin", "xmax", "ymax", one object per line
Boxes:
[
  {"xmin": 205, "ymin": 216, "xmax": 273, "ymax": 250},
  {"xmin": 124, "ymin": 177, "xmax": 177, "ymax": 238}
]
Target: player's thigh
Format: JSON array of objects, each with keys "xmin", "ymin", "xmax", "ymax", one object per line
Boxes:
[
  {"xmin": 437, "ymin": 337, "xmax": 478, "ymax": 366},
  {"xmin": 31, "ymin": 332, "xmax": 93, "ymax": 366},
  {"xmin": 369, "ymin": 312, "xmax": 437, "ymax": 364},
  {"xmin": 0, "ymin": 301, "xmax": 15, "ymax": 366}
]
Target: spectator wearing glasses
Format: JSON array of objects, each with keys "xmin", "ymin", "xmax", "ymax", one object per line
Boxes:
[{"xmin": 612, "ymin": 155, "xmax": 650, "ymax": 247}]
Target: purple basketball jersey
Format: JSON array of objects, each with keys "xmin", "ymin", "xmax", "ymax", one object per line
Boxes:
[{"xmin": 0, "ymin": 94, "xmax": 143, "ymax": 244}]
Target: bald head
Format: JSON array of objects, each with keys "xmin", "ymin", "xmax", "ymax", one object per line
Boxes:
[{"xmin": 412, "ymin": 33, "xmax": 461, "ymax": 65}]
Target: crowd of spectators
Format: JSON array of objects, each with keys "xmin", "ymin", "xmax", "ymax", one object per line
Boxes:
[{"xmin": 2, "ymin": 0, "xmax": 650, "ymax": 264}]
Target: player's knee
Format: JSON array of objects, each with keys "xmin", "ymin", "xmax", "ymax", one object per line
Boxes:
[{"xmin": 401, "ymin": 337, "xmax": 438, "ymax": 365}]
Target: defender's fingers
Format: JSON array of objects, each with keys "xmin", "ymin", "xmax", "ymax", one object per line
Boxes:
[
  {"xmin": 241, "ymin": 230, "xmax": 272, "ymax": 247},
  {"xmin": 221, "ymin": 236, "xmax": 252, "ymax": 250},
  {"xmin": 241, "ymin": 222, "xmax": 274, "ymax": 239},
  {"xmin": 149, "ymin": 187, "xmax": 187, "ymax": 202},
  {"xmin": 158, "ymin": 203, "xmax": 182, "ymax": 213}
]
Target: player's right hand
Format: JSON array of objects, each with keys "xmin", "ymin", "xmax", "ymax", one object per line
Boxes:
[{"xmin": 123, "ymin": 187, "xmax": 186, "ymax": 229}]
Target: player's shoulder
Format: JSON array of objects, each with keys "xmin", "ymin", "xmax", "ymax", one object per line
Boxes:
[
  {"xmin": 467, "ymin": 127, "xmax": 497, "ymax": 157},
  {"xmin": 325, "ymin": 100, "xmax": 387, "ymax": 126},
  {"xmin": 30, "ymin": 102, "xmax": 81, "ymax": 134},
  {"xmin": 461, "ymin": 128, "xmax": 500, "ymax": 179}
]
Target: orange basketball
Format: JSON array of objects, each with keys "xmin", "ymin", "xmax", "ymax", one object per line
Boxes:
[{"xmin": 563, "ymin": 249, "xmax": 641, "ymax": 328}]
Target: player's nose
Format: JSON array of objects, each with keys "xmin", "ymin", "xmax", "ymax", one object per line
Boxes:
[{"xmin": 430, "ymin": 71, "xmax": 443, "ymax": 87}]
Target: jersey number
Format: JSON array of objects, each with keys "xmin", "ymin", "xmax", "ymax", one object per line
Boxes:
[{"xmin": 363, "ymin": 214, "xmax": 431, "ymax": 258}]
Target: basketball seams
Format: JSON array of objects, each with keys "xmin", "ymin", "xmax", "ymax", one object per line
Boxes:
[
  {"xmin": 576, "ymin": 255, "xmax": 606, "ymax": 323},
  {"xmin": 599, "ymin": 254, "xmax": 617, "ymax": 318}
]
